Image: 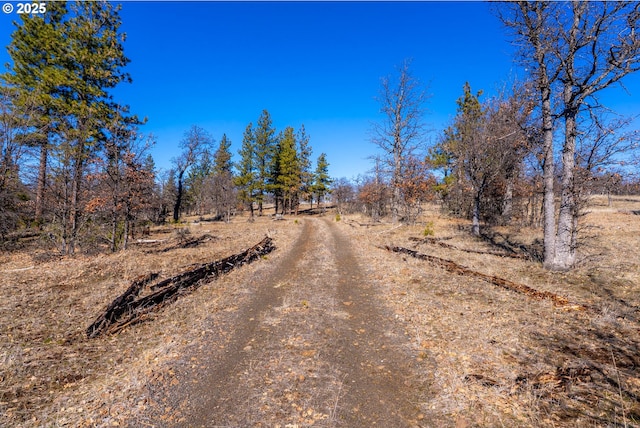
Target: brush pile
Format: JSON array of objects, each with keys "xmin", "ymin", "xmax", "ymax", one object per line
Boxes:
[{"xmin": 87, "ymin": 236, "xmax": 275, "ymax": 338}]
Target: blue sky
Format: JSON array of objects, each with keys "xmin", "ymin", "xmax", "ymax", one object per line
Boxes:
[{"xmin": 1, "ymin": 1, "xmax": 639, "ymax": 180}]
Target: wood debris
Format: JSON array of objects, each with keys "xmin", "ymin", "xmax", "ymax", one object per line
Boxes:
[
  {"xmin": 385, "ymin": 245, "xmax": 586, "ymax": 310},
  {"xmin": 408, "ymin": 236, "xmax": 529, "ymax": 260},
  {"xmin": 87, "ymin": 236, "xmax": 275, "ymax": 338}
]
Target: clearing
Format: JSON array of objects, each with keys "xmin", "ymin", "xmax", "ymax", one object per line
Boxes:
[{"xmin": 1, "ymin": 197, "xmax": 639, "ymax": 427}]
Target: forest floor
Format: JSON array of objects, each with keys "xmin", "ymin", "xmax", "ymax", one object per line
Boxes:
[{"xmin": 1, "ymin": 196, "xmax": 640, "ymax": 427}]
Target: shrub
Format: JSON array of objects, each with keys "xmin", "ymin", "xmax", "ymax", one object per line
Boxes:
[{"xmin": 423, "ymin": 221, "xmax": 435, "ymax": 236}]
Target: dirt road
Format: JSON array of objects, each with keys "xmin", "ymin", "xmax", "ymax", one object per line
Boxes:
[{"xmin": 151, "ymin": 218, "xmax": 426, "ymax": 427}]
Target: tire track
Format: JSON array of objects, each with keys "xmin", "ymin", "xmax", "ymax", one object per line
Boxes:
[{"xmin": 156, "ymin": 218, "xmax": 425, "ymax": 427}]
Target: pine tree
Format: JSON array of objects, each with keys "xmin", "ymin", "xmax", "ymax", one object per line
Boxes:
[
  {"xmin": 268, "ymin": 132, "xmax": 284, "ymax": 215},
  {"xmin": 211, "ymin": 134, "xmax": 235, "ymax": 221},
  {"xmin": 185, "ymin": 147, "xmax": 212, "ymax": 216},
  {"xmin": 253, "ymin": 110, "xmax": 276, "ymax": 215},
  {"xmin": 234, "ymin": 123, "xmax": 257, "ymax": 219},
  {"xmin": 213, "ymin": 133, "xmax": 233, "ymax": 176},
  {"xmin": 0, "ymin": 86, "xmax": 27, "ymax": 239},
  {"xmin": 296, "ymin": 125, "xmax": 313, "ymax": 212},
  {"xmin": 276, "ymin": 126, "xmax": 300, "ymax": 215},
  {"xmin": 58, "ymin": 1, "xmax": 135, "ymax": 252},
  {"xmin": 454, "ymin": 82, "xmax": 485, "ymax": 235},
  {"xmin": 3, "ymin": 1, "xmax": 69, "ymax": 224},
  {"xmin": 312, "ymin": 153, "xmax": 332, "ymax": 211}
]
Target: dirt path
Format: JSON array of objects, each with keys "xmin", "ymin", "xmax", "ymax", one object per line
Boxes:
[{"xmin": 151, "ymin": 218, "xmax": 425, "ymax": 427}]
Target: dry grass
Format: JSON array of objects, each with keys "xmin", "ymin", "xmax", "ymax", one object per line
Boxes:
[
  {"xmin": 2, "ymin": 196, "xmax": 639, "ymax": 427},
  {"xmin": 0, "ymin": 213, "xmax": 299, "ymax": 427},
  {"xmin": 339, "ymin": 195, "xmax": 640, "ymax": 427}
]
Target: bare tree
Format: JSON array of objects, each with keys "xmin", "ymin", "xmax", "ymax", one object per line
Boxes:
[
  {"xmin": 371, "ymin": 59, "xmax": 429, "ymax": 223},
  {"xmin": 500, "ymin": 1, "xmax": 640, "ymax": 270},
  {"xmin": 575, "ymin": 110, "xmax": 640, "ymax": 209},
  {"xmin": 332, "ymin": 177, "xmax": 356, "ymax": 215},
  {"xmin": 172, "ymin": 125, "xmax": 212, "ymax": 222}
]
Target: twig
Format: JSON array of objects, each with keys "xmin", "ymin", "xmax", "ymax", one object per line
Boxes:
[
  {"xmin": 376, "ymin": 224, "xmax": 404, "ymax": 234},
  {"xmin": 330, "ymin": 374, "xmax": 347, "ymax": 423},
  {"xmin": 611, "ymin": 348, "xmax": 628, "ymax": 428},
  {"xmin": 134, "ymin": 239, "xmax": 167, "ymax": 244},
  {"xmin": 0, "ymin": 266, "xmax": 35, "ymax": 273}
]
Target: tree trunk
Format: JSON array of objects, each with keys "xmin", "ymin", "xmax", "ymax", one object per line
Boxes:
[
  {"xmin": 502, "ymin": 175, "xmax": 514, "ymax": 223},
  {"xmin": 472, "ymin": 190, "xmax": 481, "ymax": 236},
  {"xmin": 553, "ymin": 103, "xmax": 578, "ymax": 270},
  {"xmin": 34, "ymin": 143, "xmax": 47, "ymax": 226},
  {"xmin": 540, "ymin": 77, "xmax": 557, "ymax": 270},
  {"xmin": 274, "ymin": 194, "xmax": 279, "ymax": 216},
  {"xmin": 123, "ymin": 215, "xmax": 130, "ymax": 251},
  {"xmin": 173, "ymin": 171, "xmax": 184, "ymax": 222},
  {"xmin": 391, "ymin": 148, "xmax": 402, "ymax": 223},
  {"xmin": 392, "ymin": 185, "xmax": 401, "ymax": 223},
  {"xmin": 68, "ymin": 150, "xmax": 85, "ymax": 255},
  {"xmin": 111, "ymin": 209, "xmax": 118, "ymax": 252}
]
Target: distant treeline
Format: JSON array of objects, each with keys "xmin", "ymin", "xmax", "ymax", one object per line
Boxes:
[{"xmin": 0, "ymin": 2, "xmax": 331, "ymax": 254}]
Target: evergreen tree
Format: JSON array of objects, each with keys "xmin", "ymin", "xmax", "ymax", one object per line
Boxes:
[
  {"xmin": 454, "ymin": 82, "xmax": 485, "ymax": 235},
  {"xmin": 312, "ymin": 153, "xmax": 332, "ymax": 210},
  {"xmin": 276, "ymin": 126, "xmax": 300, "ymax": 215},
  {"xmin": 185, "ymin": 147, "xmax": 213, "ymax": 216},
  {"xmin": 56, "ymin": 1, "xmax": 136, "ymax": 252},
  {"xmin": 296, "ymin": 124, "xmax": 313, "ymax": 212},
  {"xmin": 234, "ymin": 123, "xmax": 257, "ymax": 219},
  {"xmin": 213, "ymin": 133, "xmax": 233, "ymax": 175},
  {"xmin": 0, "ymin": 86, "xmax": 29, "ymax": 239},
  {"xmin": 253, "ymin": 110, "xmax": 276, "ymax": 215},
  {"xmin": 3, "ymin": 1, "xmax": 69, "ymax": 224},
  {"xmin": 268, "ymin": 132, "xmax": 284, "ymax": 215},
  {"xmin": 211, "ymin": 134, "xmax": 235, "ymax": 221}
]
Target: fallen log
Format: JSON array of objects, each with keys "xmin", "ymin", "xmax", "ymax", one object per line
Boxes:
[
  {"xmin": 385, "ymin": 245, "xmax": 586, "ymax": 310},
  {"xmin": 408, "ymin": 236, "xmax": 529, "ymax": 260},
  {"xmin": 86, "ymin": 272, "xmax": 159, "ymax": 338},
  {"xmin": 87, "ymin": 236, "xmax": 275, "ymax": 338}
]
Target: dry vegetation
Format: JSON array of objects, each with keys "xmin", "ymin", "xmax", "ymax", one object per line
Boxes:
[
  {"xmin": 342, "ymin": 195, "xmax": 640, "ymax": 427},
  {"xmin": 1, "ymin": 196, "xmax": 639, "ymax": 427},
  {"xmin": 0, "ymin": 214, "xmax": 300, "ymax": 427}
]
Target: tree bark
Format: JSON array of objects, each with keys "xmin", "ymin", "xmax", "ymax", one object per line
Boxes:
[
  {"xmin": 537, "ymin": 47, "xmax": 557, "ymax": 269},
  {"xmin": 472, "ymin": 190, "xmax": 481, "ymax": 236},
  {"xmin": 68, "ymin": 149, "xmax": 85, "ymax": 255},
  {"xmin": 554, "ymin": 101, "xmax": 579, "ymax": 270},
  {"xmin": 173, "ymin": 170, "xmax": 184, "ymax": 222},
  {"xmin": 541, "ymin": 89, "xmax": 557, "ymax": 270},
  {"xmin": 502, "ymin": 175, "xmax": 514, "ymax": 222},
  {"xmin": 34, "ymin": 143, "xmax": 47, "ymax": 226}
]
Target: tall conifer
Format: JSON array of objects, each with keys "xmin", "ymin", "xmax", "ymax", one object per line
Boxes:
[{"xmin": 253, "ymin": 110, "xmax": 275, "ymax": 215}]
